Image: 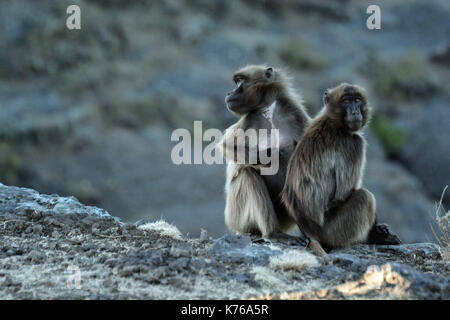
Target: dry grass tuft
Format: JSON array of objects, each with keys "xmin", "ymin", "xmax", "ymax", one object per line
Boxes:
[
  {"xmin": 269, "ymin": 249, "xmax": 320, "ymax": 272},
  {"xmin": 137, "ymin": 219, "xmax": 183, "ymax": 240},
  {"xmin": 431, "ymin": 186, "xmax": 449, "ymax": 261}
]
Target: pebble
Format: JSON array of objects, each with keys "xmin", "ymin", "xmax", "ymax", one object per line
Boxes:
[
  {"xmin": 169, "ymin": 257, "xmax": 190, "ymax": 271},
  {"xmin": 3, "ymin": 275, "xmax": 14, "ymax": 286},
  {"xmin": 170, "ymin": 245, "xmax": 191, "ymax": 258},
  {"xmin": 28, "ymin": 250, "xmax": 46, "ymax": 263},
  {"xmin": 190, "ymin": 257, "xmax": 207, "ymax": 270},
  {"xmin": 82, "ymin": 243, "xmax": 95, "ymax": 251},
  {"xmin": 33, "ymin": 225, "xmax": 43, "ymax": 235},
  {"xmin": 51, "ymin": 230, "xmax": 61, "ymax": 238},
  {"xmin": 154, "ymin": 267, "xmax": 167, "ymax": 279},
  {"xmin": 31, "ymin": 210, "xmax": 43, "ymax": 220}
]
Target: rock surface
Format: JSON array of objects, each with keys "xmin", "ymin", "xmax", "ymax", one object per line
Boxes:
[{"xmin": 0, "ymin": 183, "xmax": 448, "ymax": 299}]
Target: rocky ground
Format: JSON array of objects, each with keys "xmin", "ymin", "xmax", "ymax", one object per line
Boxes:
[{"xmin": 1, "ymin": 183, "xmax": 448, "ymax": 300}]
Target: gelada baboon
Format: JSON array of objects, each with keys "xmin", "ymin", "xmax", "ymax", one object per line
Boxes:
[
  {"xmin": 219, "ymin": 65, "xmax": 310, "ymax": 244},
  {"xmin": 282, "ymin": 83, "xmax": 400, "ymax": 256}
]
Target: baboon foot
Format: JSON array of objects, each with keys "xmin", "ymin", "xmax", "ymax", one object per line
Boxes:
[
  {"xmin": 367, "ymin": 223, "xmax": 402, "ymax": 245},
  {"xmin": 260, "ymin": 232, "xmax": 310, "ymax": 247},
  {"xmin": 307, "ymin": 238, "xmax": 328, "ymax": 258}
]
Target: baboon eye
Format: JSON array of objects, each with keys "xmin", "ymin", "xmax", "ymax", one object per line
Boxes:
[
  {"xmin": 355, "ymin": 98, "xmax": 361, "ymax": 103},
  {"xmin": 343, "ymin": 99, "xmax": 350, "ymax": 104}
]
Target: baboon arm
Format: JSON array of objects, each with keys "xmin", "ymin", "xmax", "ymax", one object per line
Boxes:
[
  {"xmin": 220, "ymin": 128, "xmax": 251, "ymax": 162},
  {"xmin": 218, "ymin": 126, "xmax": 241, "ymax": 162},
  {"xmin": 219, "ymin": 126, "xmax": 273, "ymax": 166},
  {"xmin": 283, "ymin": 173, "xmax": 327, "ymax": 228},
  {"xmin": 333, "ymin": 138, "xmax": 365, "ymax": 200},
  {"xmin": 297, "ymin": 165, "xmax": 333, "ymax": 227},
  {"xmin": 334, "ymin": 165, "xmax": 360, "ymax": 202},
  {"xmin": 300, "ymin": 190, "xmax": 327, "ymax": 227}
]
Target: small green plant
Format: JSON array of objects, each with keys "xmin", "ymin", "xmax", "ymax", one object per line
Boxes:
[
  {"xmin": 361, "ymin": 53, "xmax": 439, "ymax": 103},
  {"xmin": 370, "ymin": 114, "xmax": 406, "ymax": 154},
  {"xmin": 278, "ymin": 38, "xmax": 328, "ymax": 71},
  {"xmin": 102, "ymin": 94, "xmax": 218, "ymax": 130},
  {"xmin": 1, "ymin": 3, "xmax": 126, "ymax": 78},
  {"xmin": 0, "ymin": 143, "xmax": 21, "ymax": 185}
]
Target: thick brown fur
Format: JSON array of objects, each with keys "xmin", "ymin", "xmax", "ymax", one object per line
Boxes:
[
  {"xmin": 219, "ymin": 65, "xmax": 311, "ymax": 244},
  {"xmin": 282, "ymin": 83, "xmax": 400, "ymax": 256}
]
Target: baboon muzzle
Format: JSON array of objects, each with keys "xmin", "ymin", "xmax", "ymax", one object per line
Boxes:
[{"xmin": 345, "ymin": 103, "xmax": 363, "ymax": 122}]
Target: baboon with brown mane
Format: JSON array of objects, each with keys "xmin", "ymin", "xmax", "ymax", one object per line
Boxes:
[
  {"xmin": 219, "ymin": 65, "xmax": 310, "ymax": 245},
  {"xmin": 282, "ymin": 83, "xmax": 401, "ymax": 256}
]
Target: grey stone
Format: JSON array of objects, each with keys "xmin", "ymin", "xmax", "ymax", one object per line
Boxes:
[
  {"xmin": 376, "ymin": 243, "xmax": 442, "ymax": 260},
  {"xmin": 169, "ymin": 244, "xmax": 192, "ymax": 258},
  {"xmin": 169, "ymin": 257, "xmax": 190, "ymax": 271},
  {"xmin": 209, "ymin": 234, "xmax": 282, "ymax": 265},
  {"xmin": 28, "ymin": 250, "xmax": 46, "ymax": 264}
]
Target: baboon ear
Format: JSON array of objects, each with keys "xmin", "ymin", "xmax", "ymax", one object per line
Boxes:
[
  {"xmin": 265, "ymin": 67, "xmax": 275, "ymax": 82},
  {"xmin": 323, "ymin": 90, "xmax": 329, "ymax": 104}
]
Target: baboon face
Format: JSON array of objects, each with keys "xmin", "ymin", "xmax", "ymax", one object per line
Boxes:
[
  {"xmin": 325, "ymin": 84, "xmax": 369, "ymax": 131},
  {"xmin": 225, "ymin": 65, "xmax": 276, "ymax": 114}
]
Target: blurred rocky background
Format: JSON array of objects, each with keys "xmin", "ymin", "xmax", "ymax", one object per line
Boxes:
[{"xmin": 0, "ymin": 0, "xmax": 448, "ymax": 242}]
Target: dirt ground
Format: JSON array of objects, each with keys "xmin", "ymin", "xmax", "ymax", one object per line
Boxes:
[{"xmin": 0, "ymin": 183, "xmax": 449, "ymax": 299}]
